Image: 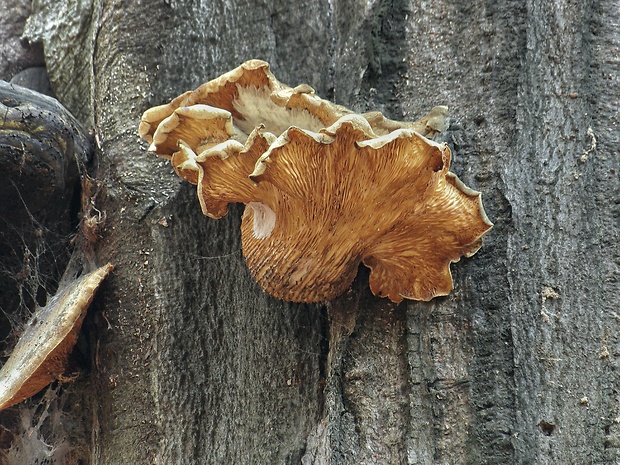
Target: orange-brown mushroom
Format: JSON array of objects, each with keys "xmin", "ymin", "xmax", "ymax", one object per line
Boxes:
[
  {"xmin": 139, "ymin": 60, "xmax": 492, "ymax": 303},
  {"xmin": 0, "ymin": 263, "xmax": 113, "ymax": 410}
]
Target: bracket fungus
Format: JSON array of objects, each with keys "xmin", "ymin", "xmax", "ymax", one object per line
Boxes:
[
  {"xmin": 0, "ymin": 263, "xmax": 113, "ymax": 410},
  {"xmin": 139, "ymin": 60, "xmax": 492, "ymax": 303}
]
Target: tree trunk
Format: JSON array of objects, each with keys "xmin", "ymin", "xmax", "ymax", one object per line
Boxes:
[{"xmin": 0, "ymin": 0, "xmax": 618, "ymax": 464}]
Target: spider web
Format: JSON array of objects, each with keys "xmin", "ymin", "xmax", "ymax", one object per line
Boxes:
[
  {"xmin": 0, "ymin": 179, "xmax": 93, "ymax": 465},
  {"xmin": 0, "ymin": 181, "xmax": 76, "ymax": 360}
]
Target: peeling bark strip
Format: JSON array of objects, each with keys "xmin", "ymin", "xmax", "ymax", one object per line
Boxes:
[{"xmin": 139, "ymin": 60, "xmax": 492, "ymax": 303}]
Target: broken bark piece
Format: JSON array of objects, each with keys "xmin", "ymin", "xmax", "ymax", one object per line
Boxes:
[
  {"xmin": 0, "ymin": 263, "xmax": 113, "ymax": 411},
  {"xmin": 139, "ymin": 60, "xmax": 492, "ymax": 303}
]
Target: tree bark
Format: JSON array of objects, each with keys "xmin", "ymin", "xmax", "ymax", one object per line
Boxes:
[{"xmin": 0, "ymin": 0, "xmax": 618, "ymax": 464}]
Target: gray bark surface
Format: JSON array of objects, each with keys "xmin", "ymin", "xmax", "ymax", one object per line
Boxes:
[
  {"xmin": 0, "ymin": 0, "xmax": 44, "ymax": 81},
  {"xmin": 0, "ymin": 0, "xmax": 617, "ymax": 464}
]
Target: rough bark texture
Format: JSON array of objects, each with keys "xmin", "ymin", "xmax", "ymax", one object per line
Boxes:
[
  {"xmin": 0, "ymin": 0, "xmax": 618, "ymax": 464},
  {"xmin": 0, "ymin": 0, "xmax": 44, "ymax": 81}
]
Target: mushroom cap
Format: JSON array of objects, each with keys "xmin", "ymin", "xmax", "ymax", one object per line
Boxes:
[
  {"xmin": 139, "ymin": 60, "xmax": 351, "ymax": 159},
  {"xmin": 139, "ymin": 60, "xmax": 492, "ymax": 303},
  {"xmin": 140, "ymin": 60, "xmax": 448, "ymax": 161},
  {"xmin": 0, "ymin": 263, "xmax": 113, "ymax": 410},
  {"xmin": 242, "ymin": 115, "xmax": 491, "ymax": 302}
]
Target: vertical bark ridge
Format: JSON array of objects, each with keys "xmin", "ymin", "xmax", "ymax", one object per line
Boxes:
[
  {"xmin": 403, "ymin": 0, "xmax": 525, "ymax": 462},
  {"xmin": 503, "ymin": 0, "xmax": 619, "ymax": 463}
]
